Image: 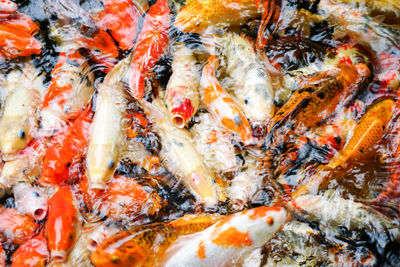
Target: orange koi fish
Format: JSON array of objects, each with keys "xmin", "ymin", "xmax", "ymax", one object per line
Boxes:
[
  {"xmin": 201, "ymin": 55, "xmax": 253, "ymax": 145},
  {"xmin": 255, "ymin": 0, "xmax": 281, "ymax": 49},
  {"xmin": 0, "ymin": 206, "xmax": 39, "ymax": 245},
  {"xmin": 128, "ymin": 0, "xmax": 170, "ymax": 99},
  {"xmin": 174, "ymin": 0, "xmax": 260, "ymax": 34},
  {"xmin": 101, "ymin": 0, "xmax": 142, "ymax": 50},
  {"xmin": 0, "ymin": 24, "xmax": 41, "ymax": 59},
  {"xmin": 0, "ymin": 12, "xmax": 39, "ymax": 34},
  {"xmin": 292, "ymin": 99, "xmax": 395, "ymax": 199},
  {"xmin": 165, "ymin": 44, "xmax": 200, "ymax": 128},
  {"xmin": 90, "ymin": 213, "xmax": 224, "ymax": 267},
  {"xmin": 99, "ymin": 175, "xmax": 162, "ymax": 220},
  {"xmin": 39, "ymin": 107, "xmax": 93, "ymax": 186},
  {"xmin": 161, "ymin": 207, "xmax": 287, "ymax": 266},
  {"xmin": 46, "ymin": 186, "xmax": 79, "ymax": 262},
  {"xmin": 40, "ymin": 51, "xmax": 94, "ymax": 134},
  {"xmin": 0, "ymin": 0, "xmax": 17, "ymax": 18},
  {"xmin": 0, "ymin": 137, "xmax": 48, "ymax": 187},
  {"xmin": 11, "ymin": 230, "xmax": 49, "ymax": 267}
]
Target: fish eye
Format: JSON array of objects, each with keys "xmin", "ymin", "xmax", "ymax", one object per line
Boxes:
[
  {"xmin": 108, "ymin": 160, "xmax": 115, "ymax": 169},
  {"xmin": 18, "ymin": 130, "xmax": 26, "ymax": 139},
  {"xmin": 266, "ymin": 216, "xmax": 274, "ymax": 225}
]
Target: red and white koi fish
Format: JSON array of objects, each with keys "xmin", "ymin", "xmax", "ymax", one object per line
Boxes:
[
  {"xmin": 0, "ymin": 205, "xmax": 39, "ymax": 245},
  {"xmin": 0, "ymin": 12, "xmax": 39, "ymax": 34},
  {"xmin": 174, "ymin": 0, "xmax": 260, "ymax": 34},
  {"xmin": 201, "ymin": 55, "xmax": 254, "ymax": 145},
  {"xmin": 39, "ymin": 107, "xmax": 93, "ymax": 186},
  {"xmin": 0, "ymin": 137, "xmax": 48, "ymax": 187},
  {"xmin": 0, "ymin": 24, "xmax": 41, "ymax": 59},
  {"xmin": 190, "ymin": 113, "xmax": 239, "ymax": 174},
  {"xmin": 11, "ymin": 230, "xmax": 50, "ymax": 266},
  {"xmin": 216, "ymin": 32, "xmax": 275, "ymax": 136},
  {"xmin": 139, "ymin": 99, "xmax": 220, "ymax": 206},
  {"xmin": 0, "ymin": 64, "xmax": 44, "ymax": 156},
  {"xmin": 99, "ymin": 0, "xmax": 142, "ymax": 50},
  {"xmin": 165, "ymin": 44, "xmax": 200, "ymax": 128},
  {"xmin": 46, "ymin": 186, "xmax": 79, "ymax": 263},
  {"xmin": 86, "ymin": 56, "xmax": 130, "ymax": 189},
  {"xmin": 0, "ymin": 0, "xmax": 17, "ymax": 18},
  {"xmin": 161, "ymin": 206, "xmax": 287, "ymax": 266},
  {"xmin": 13, "ymin": 183, "xmax": 48, "ymax": 221},
  {"xmin": 40, "ymin": 51, "xmax": 94, "ymax": 135},
  {"xmin": 128, "ymin": 0, "xmax": 170, "ymax": 99}
]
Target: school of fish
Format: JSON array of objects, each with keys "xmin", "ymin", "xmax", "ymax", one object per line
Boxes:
[{"xmin": 0, "ymin": 0, "xmax": 400, "ymax": 265}]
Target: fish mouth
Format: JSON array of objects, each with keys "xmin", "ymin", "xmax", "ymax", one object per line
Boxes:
[
  {"xmin": 51, "ymin": 250, "xmax": 67, "ymax": 262},
  {"xmin": 171, "ymin": 114, "xmax": 186, "ymax": 128},
  {"xmin": 33, "ymin": 207, "xmax": 48, "ymax": 221}
]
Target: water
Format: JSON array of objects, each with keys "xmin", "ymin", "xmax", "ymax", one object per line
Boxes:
[{"xmin": 1, "ymin": 0, "xmax": 400, "ymax": 266}]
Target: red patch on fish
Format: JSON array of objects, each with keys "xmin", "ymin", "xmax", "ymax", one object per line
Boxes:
[
  {"xmin": 171, "ymin": 98, "xmax": 194, "ymax": 122},
  {"xmin": 11, "ymin": 230, "xmax": 49, "ymax": 266},
  {"xmin": 212, "ymin": 227, "xmax": 252, "ymax": 248}
]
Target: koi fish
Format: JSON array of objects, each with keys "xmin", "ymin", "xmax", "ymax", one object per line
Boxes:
[
  {"xmin": 228, "ymin": 156, "xmax": 264, "ymax": 211},
  {"xmin": 201, "ymin": 55, "xmax": 253, "ymax": 145},
  {"xmin": 161, "ymin": 206, "xmax": 287, "ymax": 266},
  {"xmin": 295, "ymin": 194, "xmax": 400, "ymax": 243},
  {"xmin": 190, "ymin": 113, "xmax": 239, "ymax": 175},
  {"xmin": 165, "ymin": 44, "xmax": 200, "ymax": 128},
  {"xmin": 46, "ymin": 186, "xmax": 79, "ymax": 262},
  {"xmin": 0, "ymin": 205, "xmax": 39, "ymax": 245},
  {"xmin": 0, "ymin": 0, "xmax": 17, "ymax": 18},
  {"xmin": 216, "ymin": 32, "xmax": 275, "ymax": 135},
  {"xmin": 0, "ymin": 24, "xmax": 41, "ymax": 59},
  {"xmin": 86, "ymin": 56, "xmax": 131, "ymax": 189},
  {"xmin": 0, "ymin": 65, "xmax": 43, "ymax": 156},
  {"xmin": 59, "ymin": 220, "xmax": 121, "ymax": 266},
  {"xmin": 128, "ymin": 0, "xmax": 170, "ymax": 99},
  {"xmin": 40, "ymin": 51, "xmax": 95, "ymax": 135},
  {"xmin": 139, "ymin": 99, "xmax": 220, "ymax": 206},
  {"xmin": 0, "ymin": 12, "xmax": 39, "ymax": 34},
  {"xmin": 0, "ymin": 137, "xmax": 48, "ymax": 187},
  {"xmin": 11, "ymin": 230, "xmax": 50, "ymax": 266},
  {"xmin": 13, "ymin": 183, "xmax": 48, "ymax": 221},
  {"xmin": 174, "ymin": 0, "xmax": 260, "ymax": 34},
  {"xmin": 90, "ymin": 213, "xmax": 224, "ymax": 267},
  {"xmin": 99, "ymin": 175, "xmax": 162, "ymax": 220},
  {"xmin": 100, "ymin": 0, "xmax": 142, "ymax": 50},
  {"xmin": 39, "ymin": 107, "xmax": 93, "ymax": 186}
]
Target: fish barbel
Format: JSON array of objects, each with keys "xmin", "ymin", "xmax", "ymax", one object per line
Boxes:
[
  {"xmin": 161, "ymin": 206, "xmax": 287, "ymax": 267},
  {"xmin": 90, "ymin": 213, "xmax": 224, "ymax": 267},
  {"xmin": 174, "ymin": 0, "xmax": 260, "ymax": 34}
]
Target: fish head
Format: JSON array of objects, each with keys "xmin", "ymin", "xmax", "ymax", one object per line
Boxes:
[
  {"xmin": 0, "ymin": 0, "xmax": 17, "ymax": 14},
  {"xmin": 0, "ymin": 116, "xmax": 31, "ymax": 155}
]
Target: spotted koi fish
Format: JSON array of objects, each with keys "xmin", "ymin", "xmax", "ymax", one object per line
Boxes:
[
  {"xmin": 40, "ymin": 50, "xmax": 94, "ymax": 135},
  {"xmin": 201, "ymin": 55, "xmax": 253, "ymax": 145},
  {"xmin": 174, "ymin": 0, "xmax": 260, "ymax": 34},
  {"xmin": 13, "ymin": 183, "xmax": 48, "ymax": 221},
  {"xmin": 11, "ymin": 230, "xmax": 49, "ymax": 266},
  {"xmin": 128, "ymin": 0, "xmax": 170, "ymax": 99},
  {"xmin": 161, "ymin": 206, "xmax": 287, "ymax": 266},
  {"xmin": 46, "ymin": 186, "xmax": 79, "ymax": 263},
  {"xmin": 90, "ymin": 213, "xmax": 224, "ymax": 267},
  {"xmin": 0, "ymin": 205, "xmax": 39, "ymax": 245},
  {"xmin": 165, "ymin": 44, "xmax": 200, "ymax": 128},
  {"xmin": 39, "ymin": 107, "xmax": 93, "ymax": 186}
]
